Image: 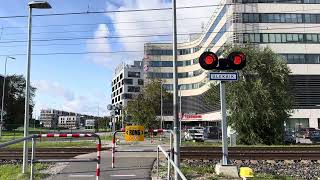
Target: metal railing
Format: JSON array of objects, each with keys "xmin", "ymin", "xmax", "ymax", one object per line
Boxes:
[
  {"xmin": 112, "ymin": 129, "xmax": 173, "ymax": 168},
  {"xmin": 0, "ymin": 133, "xmax": 101, "ymax": 180},
  {"xmin": 157, "ymin": 145, "xmax": 187, "ymax": 180}
]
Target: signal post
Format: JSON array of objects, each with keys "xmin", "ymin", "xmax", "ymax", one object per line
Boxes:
[{"xmin": 199, "ymin": 51, "xmax": 246, "ymax": 177}]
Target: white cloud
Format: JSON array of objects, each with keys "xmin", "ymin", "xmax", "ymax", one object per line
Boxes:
[
  {"xmin": 33, "ymin": 80, "xmax": 109, "ymax": 117},
  {"xmin": 86, "ymin": 24, "xmax": 116, "ymax": 67},
  {"xmin": 33, "ymin": 80, "xmax": 75, "ymax": 101},
  {"xmin": 87, "ymin": 0, "xmax": 218, "ymax": 68},
  {"xmin": 104, "ymin": 0, "xmax": 218, "ymax": 56}
]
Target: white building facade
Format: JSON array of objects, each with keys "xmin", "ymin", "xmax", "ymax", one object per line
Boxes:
[
  {"xmin": 144, "ymin": 0, "xmax": 320, "ymax": 129},
  {"xmin": 111, "ymin": 61, "xmax": 144, "ymax": 123},
  {"xmin": 58, "ymin": 116, "xmax": 80, "ymax": 129}
]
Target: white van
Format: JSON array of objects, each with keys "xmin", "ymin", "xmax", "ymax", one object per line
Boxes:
[{"xmin": 184, "ymin": 129, "xmax": 205, "ymax": 142}]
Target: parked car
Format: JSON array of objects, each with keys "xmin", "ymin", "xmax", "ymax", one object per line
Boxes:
[
  {"xmin": 284, "ymin": 131, "xmax": 295, "ymax": 144},
  {"xmin": 297, "ymin": 128, "xmax": 317, "ymax": 139},
  {"xmin": 205, "ymin": 126, "xmax": 222, "ymax": 139},
  {"xmin": 184, "ymin": 129, "xmax": 204, "ymax": 142},
  {"xmin": 310, "ymin": 130, "xmax": 320, "ymax": 143}
]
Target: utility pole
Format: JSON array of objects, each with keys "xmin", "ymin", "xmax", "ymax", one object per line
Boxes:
[{"xmin": 172, "ymin": 0, "xmax": 180, "ymax": 179}]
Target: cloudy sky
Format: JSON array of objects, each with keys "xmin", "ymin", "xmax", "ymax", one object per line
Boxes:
[{"xmin": 0, "ymin": 0, "xmax": 217, "ymax": 117}]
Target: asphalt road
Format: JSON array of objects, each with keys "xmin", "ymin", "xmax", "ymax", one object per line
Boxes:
[{"xmin": 47, "ymin": 150, "xmax": 156, "ymax": 180}]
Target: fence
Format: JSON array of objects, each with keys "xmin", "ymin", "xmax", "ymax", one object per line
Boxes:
[
  {"xmin": 112, "ymin": 129, "xmax": 173, "ymax": 168},
  {"xmin": 0, "ymin": 133, "xmax": 101, "ymax": 180},
  {"xmin": 157, "ymin": 145, "xmax": 187, "ymax": 180}
]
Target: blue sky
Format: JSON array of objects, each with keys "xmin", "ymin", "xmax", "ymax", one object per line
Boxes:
[{"xmin": 0, "ymin": 0, "xmax": 216, "ymax": 117}]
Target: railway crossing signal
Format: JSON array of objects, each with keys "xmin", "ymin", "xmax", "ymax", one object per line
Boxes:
[
  {"xmin": 199, "ymin": 51, "xmax": 246, "ymax": 70},
  {"xmin": 198, "ymin": 51, "xmax": 246, "ymax": 166}
]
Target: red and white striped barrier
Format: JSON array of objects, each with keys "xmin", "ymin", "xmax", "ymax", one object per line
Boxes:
[{"xmin": 38, "ymin": 133, "xmax": 101, "ymax": 180}]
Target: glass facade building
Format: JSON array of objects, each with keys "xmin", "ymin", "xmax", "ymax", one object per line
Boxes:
[{"xmin": 143, "ymin": 0, "xmax": 320, "ymax": 127}]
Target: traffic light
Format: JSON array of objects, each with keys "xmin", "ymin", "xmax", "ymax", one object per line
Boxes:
[{"xmin": 199, "ymin": 51, "xmax": 246, "ymax": 70}]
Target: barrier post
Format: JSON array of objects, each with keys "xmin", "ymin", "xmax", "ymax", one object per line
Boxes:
[
  {"xmin": 96, "ymin": 135, "xmax": 101, "ymax": 180},
  {"xmin": 168, "ymin": 132, "xmax": 172, "ymax": 179},
  {"xmin": 157, "ymin": 146, "xmax": 159, "ymax": 178},
  {"xmin": 30, "ymin": 137, "xmax": 36, "ymax": 180}
]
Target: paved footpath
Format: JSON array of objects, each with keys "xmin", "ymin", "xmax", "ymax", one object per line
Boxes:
[{"xmin": 48, "ymin": 147, "xmax": 161, "ymax": 180}]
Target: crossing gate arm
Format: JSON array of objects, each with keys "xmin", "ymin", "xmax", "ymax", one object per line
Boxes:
[
  {"xmin": 0, "ymin": 133, "xmax": 102, "ymax": 180},
  {"xmin": 36, "ymin": 133, "xmax": 102, "ymax": 179}
]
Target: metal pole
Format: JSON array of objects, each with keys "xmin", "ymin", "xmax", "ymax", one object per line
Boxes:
[
  {"xmin": 112, "ymin": 116, "xmax": 115, "ymax": 132},
  {"xmin": 179, "ymin": 90, "xmax": 182, "ymax": 144},
  {"xmin": 0, "ymin": 57, "xmax": 8, "ymax": 138},
  {"xmin": 172, "ymin": 0, "xmax": 180, "ymax": 179},
  {"xmin": 167, "ymin": 133, "xmax": 172, "ymax": 179},
  {"xmin": 157, "ymin": 147, "xmax": 159, "ymax": 178},
  {"xmin": 220, "ymin": 81, "xmax": 228, "ymax": 165},
  {"xmin": 30, "ymin": 138, "xmax": 36, "ymax": 180},
  {"xmin": 160, "ymin": 83, "xmax": 163, "ymax": 141},
  {"xmin": 23, "ymin": 6, "xmax": 32, "ymax": 174}
]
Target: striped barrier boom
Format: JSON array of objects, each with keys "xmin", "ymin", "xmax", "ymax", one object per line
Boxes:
[{"xmin": 37, "ymin": 133, "xmax": 101, "ymax": 180}]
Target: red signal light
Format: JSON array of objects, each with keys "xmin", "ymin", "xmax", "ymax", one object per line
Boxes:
[
  {"xmin": 205, "ymin": 55, "xmax": 215, "ymax": 65},
  {"xmin": 233, "ymin": 55, "xmax": 242, "ymax": 65},
  {"xmin": 227, "ymin": 52, "xmax": 246, "ymax": 70},
  {"xmin": 199, "ymin": 52, "xmax": 218, "ymax": 70}
]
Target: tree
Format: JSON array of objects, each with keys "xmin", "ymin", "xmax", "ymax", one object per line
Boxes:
[
  {"xmin": 0, "ymin": 75, "xmax": 36, "ymax": 130},
  {"xmin": 125, "ymin": 79, "xmax": 170, "ymax": 129},
  {"xmin": 95, "ymin": 116, "xmax": 110, "ymax": 131},
  {"xmin": 206, "ymin": 45, "xmax": 293, "ymax": 145}
]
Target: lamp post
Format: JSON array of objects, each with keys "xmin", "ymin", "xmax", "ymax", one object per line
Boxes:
[
  {"xmin": 22, "ymin": 1, "xmax": 52, "ymax": 174},
  {"xmin": 172, "ymin": 0, "xmax": 180, "ymax": 179},
  {"xmin": 0, "ymin": 56, "xmax": 15, "ymax": 138}
]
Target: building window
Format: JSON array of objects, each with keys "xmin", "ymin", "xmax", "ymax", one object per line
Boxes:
[
  {"xmin": 123, "ymin": 79, "xmax": 133, "ymax": 85},
  {"xmin": 120, "ymin": 87, "xmax": 123, "ymax": 93},
  {"xmin": 242, "ymin": 13, "xmax": 320, "ymax": 23},
  {"xmin": 122, "ymin": 93, "xmax": 133, "ymax": 99},
  {"xmin": 128, "ymin": 86, "xmax": 140, "ymax": 92},
  {"xmin": 128, "ymin": 72, "xmax": 140, "ymax": 78},
  {"xmin": 244, "ymin": 33, "xmax": 320, "ymax": 44},
  {"xmin": 120, "ymin": 73, "xmax": 123, "ymax": 79},
  {"xmin": 286, "ymin": 118, "xmax": 309, "ymax": 130},
  {"xmin": 138, "ymin": 79, "xmax": 144, "ymax": 85}
]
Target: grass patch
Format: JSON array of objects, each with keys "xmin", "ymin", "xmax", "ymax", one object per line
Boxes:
[
  {"xmin": 1, "ymin": 140, "xmax": 96, "ymax": 149},
  {"xmin": 182, "ymin": 141, "xmax": 221, "ymax": 147},
  {"xmin": 252, "ymin": 173, "xmax": 294, "ymax": 180},
  {"xmin": 181, "ymin": 164, "xmax": 215, "ymax": 175},
  {"xmin": 0, "ymin": 163, "xmax": 50, "ymax": 180}
]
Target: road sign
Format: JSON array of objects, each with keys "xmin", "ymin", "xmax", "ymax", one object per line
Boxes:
[
  {"xmin": 125, "ymin": 125, "xmax": 145, "ymax": 142},
  {"xmin": 209, "ymin": 72, "xmax": 238, "ymax": 81}
]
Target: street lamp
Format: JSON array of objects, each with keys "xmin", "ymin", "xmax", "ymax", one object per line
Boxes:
[
  {"xmin": 0, "ymin": 56, "xmax": 15, "ymax": 138},
  {"xmin": 22, "ymin": 1, "xmax": 52, "ymax": 174}
]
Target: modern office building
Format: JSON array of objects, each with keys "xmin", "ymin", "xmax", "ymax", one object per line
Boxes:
[
  {"xmin": 40, "ymin": 109, "xmax": 99, "ymax": 128},
  {"xmin": 143, "ymin": 0, "xmax": 320, "ymax": 129},
  {"xmin": 40, "ymin": 109, "xmax": 76, "ymax": 128},
  {"xmin": 58, "ymin": 115, "xmax": 80, "ymax": 129},
  {"xmin": 111, "ymin": 61, "xmax": 144, "ymax": 123}
]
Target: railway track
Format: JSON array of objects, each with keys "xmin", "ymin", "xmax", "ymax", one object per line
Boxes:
[
  {"xmin": 0, "ymin": 148, "xmax": 108, "ymax": 160},
  {"xmin": 1, "ymin": 146, "xmax": 320, "ymax": 161},
  {"xmin": 180, "ymin": 147, "xmax": 320, "ymax": 160}
]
